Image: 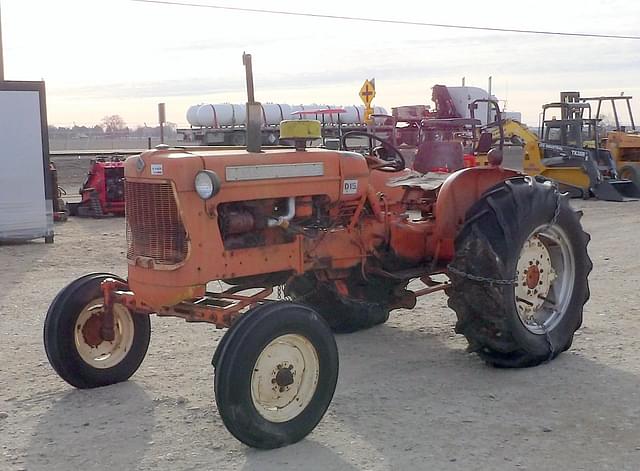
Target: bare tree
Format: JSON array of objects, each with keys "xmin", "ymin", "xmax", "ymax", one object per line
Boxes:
[{"xmin": 101, "ymin": 114, "xmax": 126, "ymax": 134}]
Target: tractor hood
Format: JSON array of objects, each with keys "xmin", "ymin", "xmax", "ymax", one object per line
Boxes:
[
  {"xmin": 123, "ymin": 146, "xmax": 370, "ymax": 309},
  {"xmin": 124, "ymin": 149, "xmax": 204, "ymax": 190},
  {"xmin": 125, "ymin": 147, "xmax": 369, "ymax": 202}
]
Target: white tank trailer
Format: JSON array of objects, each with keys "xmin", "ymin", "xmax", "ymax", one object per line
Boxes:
[
  {"xmin": 187, "ymin": 103, "xmax": 387, "ymax": 127},
  {"xmin": 180, "ymin": 103, "xmax": 387, "ymax": 146},
  {"xmin": 446, "ymin": 86, "xmax": 498, "ymax": 125},
  {"xmin": 444, "ymin": 86, "xmax": 522, "ymax": 124}
]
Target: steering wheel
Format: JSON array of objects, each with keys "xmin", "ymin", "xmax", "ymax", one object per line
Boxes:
[{"xmin": 340, "ymin": 131, "xmax": 406, "ymax": 172}]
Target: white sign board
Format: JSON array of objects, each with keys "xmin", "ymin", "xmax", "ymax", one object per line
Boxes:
[{"xmin": 0, "ymin": 82, "xmax": 53, "ymax": 242}]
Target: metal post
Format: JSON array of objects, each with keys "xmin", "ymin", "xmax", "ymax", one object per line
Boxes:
[
  {"xmin": 611, "ymin": 98, "xmax": 620, "ymax": 130},
  {"xmin": 158, "ymin": 102, "xmax": 166, "ymax": 144},
  {"xmin": 461, "ymin": 77, "xmax": 465, "ymax": 86},
  {"xmin": 0, "ymin": 2, "xmax": 5, "ymax": 81},
  {"xmin": 243, "ymin": 52, "xmax": 262, "ymax": 153},
  {"xmin": 487, "ymin": 76, "xmax": 492, "ymax": 124},
  {"xmin": 367, "ymin": 77, "xmax": 375, "ymax": 150},
  {"xmin": 243, "ymin": 52, "xmax": 255, "ymax": 104},
  {"xmin": 626, "ymin": 97, "xmax": 636, "ymax": 130}
]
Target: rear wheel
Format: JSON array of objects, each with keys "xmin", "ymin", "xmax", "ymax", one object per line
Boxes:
[
  {"xmin": 447, "ymin": 176, "xmax": 592, "ymax": 368},
  {"xmin": 286, "ymin": 272, "xmax": 408, "ymax": 333},
  {"xmin": 214, "ymin": 302, "xmax": 338, "ymax": 449},
  {"xmin": 619, "ymin": 164, "xmax": 640, "ymax": 187},
  {"xmin": 44, "ymin": 273, "xmax": 151, "ymax": 388},
  {"xmin": 231, "ymin": 131, "xmax": 246, "ymax": 146}
]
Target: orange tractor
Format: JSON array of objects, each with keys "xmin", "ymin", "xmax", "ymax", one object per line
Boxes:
[{"xmin": 44, "ymin": 59, "xmax": 592, "ymax": 449}]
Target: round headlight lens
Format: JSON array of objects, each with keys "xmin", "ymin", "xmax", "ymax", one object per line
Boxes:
[{"xmin": 194, "ymin": 170, "xmax": 220, "ymax": 200}]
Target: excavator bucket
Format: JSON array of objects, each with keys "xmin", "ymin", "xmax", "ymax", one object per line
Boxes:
[
  {"xmin": 609, "ymin": 180, "xmax": 640, "ymax": 198},
  {"xmin": 591, "ymin": 180, "xmax": 640, "ymax": 202}
]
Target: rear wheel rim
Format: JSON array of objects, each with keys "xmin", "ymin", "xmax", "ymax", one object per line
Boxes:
[
  {"xmin": 74, "ymin": 299, "xmax": 136, "ymax": 369},
  {"xmin": 250, "ymin": 333, "xmax": 320, "ymax": 423},
  {"xmin": 515, "ymin": 224, "xmax": 575, "ymax": 334}
]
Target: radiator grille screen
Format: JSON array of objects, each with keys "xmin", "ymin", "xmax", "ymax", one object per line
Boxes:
[{"xmin": 125, "ymin": 181, "xmax": 188, "ymax": 265}]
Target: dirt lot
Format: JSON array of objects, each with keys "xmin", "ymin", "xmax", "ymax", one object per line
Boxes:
[{"xmin": 2, "ymin": 159, "xmax": 640, "ymax": 470}]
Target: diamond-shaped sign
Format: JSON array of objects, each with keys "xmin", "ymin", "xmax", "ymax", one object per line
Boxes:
[{"xmin": 359, "ymin": 80, "xmax": 376, "ymax": 106}]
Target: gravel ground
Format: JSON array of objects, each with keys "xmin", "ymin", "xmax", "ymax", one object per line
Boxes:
[{"xmin": 1, "ymin": 164, "xmax": 640, "ymax": 470}]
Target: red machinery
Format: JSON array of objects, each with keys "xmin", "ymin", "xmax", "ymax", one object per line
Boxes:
[{"xmin": 68, "ymin": 155, "xmax": 126, "ymax": 217}]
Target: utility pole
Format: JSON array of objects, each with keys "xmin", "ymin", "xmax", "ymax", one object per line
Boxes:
[{"xmin": 0, "ymin": 2, "xmax": 5, "ymax": 81}]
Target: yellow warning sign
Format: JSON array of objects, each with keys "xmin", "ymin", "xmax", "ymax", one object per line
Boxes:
[{"xmin": 359, "ymin": 79, "xmax": 376, "ymax": 106}]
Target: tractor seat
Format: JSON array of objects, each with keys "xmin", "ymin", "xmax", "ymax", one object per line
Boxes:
[
  {"xmin": 413, "ymin": 141, "xmax": 464, "ymax": 173},
  {"xmin": 475, "ymin": 132, "xmax": 493, "ymax": 154},
  {"xmin": 386, "ymin": 170, "xmax": 450, "ymax": 191}
]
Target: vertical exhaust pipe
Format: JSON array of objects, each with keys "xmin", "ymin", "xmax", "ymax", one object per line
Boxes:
[{"xmin": 243, "ymin": 52, "xmax": 262, "ymax": 153}]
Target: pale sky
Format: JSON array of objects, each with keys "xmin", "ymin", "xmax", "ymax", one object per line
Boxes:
[{"xmin": 2, "ymin": 0, "xmax": 639, "ymax": 127}]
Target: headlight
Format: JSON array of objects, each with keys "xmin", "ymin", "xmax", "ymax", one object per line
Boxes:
[{"xmin": 194, "ymin": 170, "xmax": 221, "ymax": 200}]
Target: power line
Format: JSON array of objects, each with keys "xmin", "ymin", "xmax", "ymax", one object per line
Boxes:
[{"xmin": 132, "ymin": 0, "xmax": 640, "ymax": 40}]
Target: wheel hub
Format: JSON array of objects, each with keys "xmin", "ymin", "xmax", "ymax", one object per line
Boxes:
[
  {"xmin": 81, "ymin": 313, "xmax": 104, "ymax": 348},
  {"xmin": 516, "ymin": 235, "xmax": 556, "ymax": 324},
  {"xmin": 74, "ymin": 299, "xmax": 135, "ymax": 369},
  {"xmin": 251, "ymin": 334, "xmax": 319, "ymax": 423},
  {"xmin": 526, "ymin": 264, "xmax": 541, "ymax": 290},
  {"xmin": 274, "ymin": 365, "xmax": 295, "ymax": 390}
]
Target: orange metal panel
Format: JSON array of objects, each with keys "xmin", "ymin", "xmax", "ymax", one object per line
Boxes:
[
  {"xmin": 433, "ymin": 166, "xmax": 519, "ymax": 260},
  {"xmin": 389, "ymin": 219, "xmax": 432, "ymax": 263}
]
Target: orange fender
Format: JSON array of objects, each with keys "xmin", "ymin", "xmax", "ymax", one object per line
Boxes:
[{"xmin": 433, "ymin": 166, "xmax": 520, "ymax": 260}]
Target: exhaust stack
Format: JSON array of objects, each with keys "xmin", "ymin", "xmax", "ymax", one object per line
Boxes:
[{"xmin": 243, "ymin": 52, "xmax": 262, "ymax": 153}]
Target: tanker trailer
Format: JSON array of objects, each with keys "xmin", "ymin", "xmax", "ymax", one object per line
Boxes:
[{"xmin": 178, "ymin": 103, "xmax": 387, "ymax": 146}]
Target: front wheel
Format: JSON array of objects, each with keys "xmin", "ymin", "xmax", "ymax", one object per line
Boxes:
[
  {"xmin": 44, "ymin": 273, "xmax": 151, "ymax": 388},
  {"xmin": 447, "ymin": 176, "xmax": 592, "ymax": 368},
  {"xmin": 213, "ymin": 302, "xmax": 338, "ymax": 449}
]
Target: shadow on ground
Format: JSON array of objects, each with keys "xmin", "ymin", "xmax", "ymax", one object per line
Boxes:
[
  {"xmin": 16, "ymin": 317, "xmax": 640, "ymax": 470},
  {"xmin": 24, "ymin": 382, "xmax": 154, "ymax": 471},
  {"xmin": 240, "ymin": 321, "xmax": 640, "ymax": 470}
]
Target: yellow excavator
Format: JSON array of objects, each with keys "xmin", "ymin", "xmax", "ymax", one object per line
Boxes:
[{"xmin": 471, "ymin": 97, "xmax": 640, "ymax": 201}]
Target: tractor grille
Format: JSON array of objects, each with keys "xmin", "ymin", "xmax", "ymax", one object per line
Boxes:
[{"xmin": 125, "ymin": 181, "xmax": 188, "ymax": 265}]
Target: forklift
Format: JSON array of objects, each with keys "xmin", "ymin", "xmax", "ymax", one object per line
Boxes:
[
  {"xmin": 475, "ymin": 94, "xmax": 640, "ymax": 201},
  {"xmin": 538, "ymin": 93, "xmax": 639, "ymax": 200},
  {"xmin": 580, "ymin": 93, "xmax": 640, "ymax": 187}
]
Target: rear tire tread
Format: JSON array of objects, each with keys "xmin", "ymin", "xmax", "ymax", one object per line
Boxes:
[{"xmin": 447, "ymin": 177, "xmax": 592, "ymax": 368}]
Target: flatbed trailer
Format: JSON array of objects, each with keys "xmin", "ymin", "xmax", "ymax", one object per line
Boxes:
[{"xmin": 177, "ymin": 122, "xmax": 394, "ymax": 146}]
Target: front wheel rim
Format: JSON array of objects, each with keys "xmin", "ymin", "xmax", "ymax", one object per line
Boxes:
[
  {"xmin": 515, "ymin": 223, "xmax": 576, "ymax": 334},
  {"xmin": 250, "ymin": 333, "xmax": 320, "ymax": 423},
  {"xmin": 74, "ymin": 299, "xmax": 136, "ymax": 369}
]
